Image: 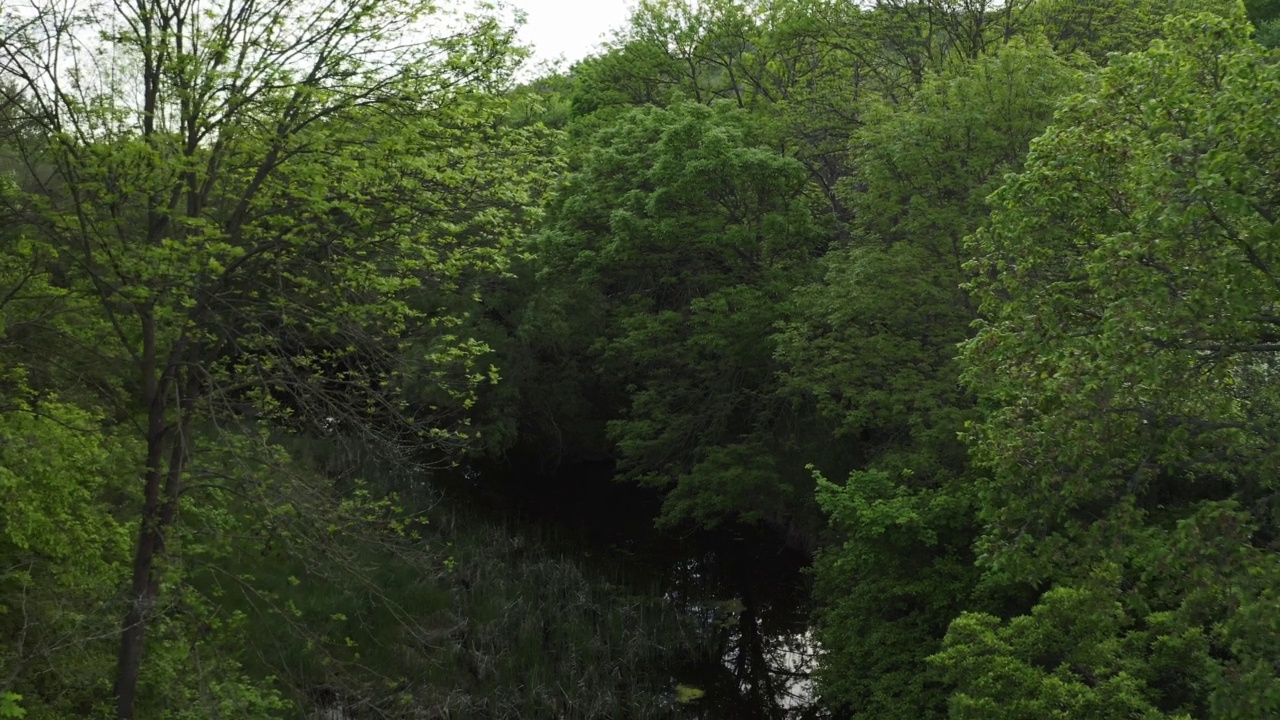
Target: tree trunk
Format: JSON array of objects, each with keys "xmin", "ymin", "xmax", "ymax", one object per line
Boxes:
[
  {"xmin": 115, "ymin": 416, "xmax": 189, "ymax": 718},
  {"xmin": 114, "ymin": 436, "xmax": 166, "ymax": 719},
  {"xmin": 114, "ymin": 317, "xmax": 191, "ymax": 719}
]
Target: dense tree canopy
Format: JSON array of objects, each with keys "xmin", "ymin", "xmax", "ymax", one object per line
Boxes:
[
  {"xmin": 525, "ymin": 101, "xmax": 826, "ymax": 533},
  {"xmin": 947, "ymin": 12, "xmax": 1280, "ymax": 717},
  {"xmin": 785, "ymin": 37, "xmax": 1084, "ymax": 718},
  {"xmin": 2, "ymin": 0, "xmax": 1278, "ymax": 717}
]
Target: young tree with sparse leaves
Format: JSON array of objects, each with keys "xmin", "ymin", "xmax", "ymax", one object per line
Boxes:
[{"xmin": 0, "ymin": 0, "xmax": 550, "ymax": 715}]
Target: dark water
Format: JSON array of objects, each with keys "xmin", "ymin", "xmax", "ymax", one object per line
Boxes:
[{"xmin": 458, "ymin": 455, "xmax": 826, "ymax": 719}]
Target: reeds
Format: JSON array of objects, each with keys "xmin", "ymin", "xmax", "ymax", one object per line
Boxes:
[{"xmin": 219, "ymin": 436, "xmax": 703, "ymax": 719}]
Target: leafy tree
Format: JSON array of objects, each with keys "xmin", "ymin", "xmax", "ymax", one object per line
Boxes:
[
  {"xmin": 783, "ymin": 38, "xmax": 1082, "ymax": 718},
  {"xmin": 950, "ymin": 10, "xmax": 1280, "ymax": 717},
  {"xmin": 526, "ymin": 101, "xmax": 826, "ymax": 534},
  {"xmin": 0, "ymin": 0, "xmax": 547, "ymax": 715},
  {"xmin": 862, "ymin": 0, "xmax": 1036, "ymax": 85},
  {"xmin": 569, "ymin": 0, "xmax": 863, "ymax": 222},
  {"xmin": 1027, "ymin": 0, "xmax": 1235, "ymax": 60}
]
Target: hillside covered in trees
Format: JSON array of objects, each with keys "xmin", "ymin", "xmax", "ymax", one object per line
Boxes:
[{"xmin": 2, "ymin": 0, "xmax": 1280, "ymax": 718}]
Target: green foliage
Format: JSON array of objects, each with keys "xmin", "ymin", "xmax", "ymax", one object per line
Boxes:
[
  {"xmin": 785, "ymin": 38, "xmax": 1082, "ymax": 718},
  {"xmin": 0, "ymin": 381, "xmax": 135, "ymax": 717},
  {"xmin": 0, "ymin": 389, "xmax": 132, "ymax": 578},
  {"xmin": 934, "ymin": 584, "xmax": 1185, "ymax": 720},
  {"xmin": 0, "ymin": 0, "xmax": 553, "ymax": 714},
  {"xmin": 568, "ymin": 0, "xmax": 870, "ymax": 221},
  {"xmin": 528, "ymin": 100, "xmax": 826, "ymax": 530},
  {"xmin": 935, "ymin": 506, "xmax": 1280, "ymax": 719},
  {"xmin": 845, "ymin": 38, "xmax": 1086, "ymax": 256},
  {"xmin": 1029, "ymin": 0, "xmax": 1238, "ymax": 60},
  {"xmin": 219, "ymin": 479, "xmax": 698, "ymax": 719},
  {"xmin": 0, "ymin": 694, "xmax": 23, "ymax": 719},
  {"xmin": 963, "ymin": 6, "xmax": 1280, "ymax": 586},
  {"xmin": 957, "ymin": 9, "xmax": 1280, "ymax": 716},
  {"xmin": 1247, "ymin": 0, "xmax": 1280, "ymax": 46},
  {"xmin": 7, "ymin": 0, "xmax": 1280, "ymax": 714},
  {"xmin": 811, "ymin": 467, "xmax": 978, "ymax": 718},
  {"xmin": 783, "ymin": 36, "xmax": 1081, "ymax": 460}
]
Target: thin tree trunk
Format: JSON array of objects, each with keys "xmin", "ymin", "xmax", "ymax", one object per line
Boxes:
[
  {"xmin": 115, "ymin": 415, "xmax": 190, "ymax": 718},
  {"xmin": 114, "ymin": 316, "xmax": 190, "ymax": 719},
  {"xmin": 114, "ymin": 433, "xmax": 167, "ymax": 719}
]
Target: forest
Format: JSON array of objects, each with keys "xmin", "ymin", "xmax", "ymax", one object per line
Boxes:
[{"xmin": 1, "ymin": 0, "xmax": 1279, "ymax": 717}]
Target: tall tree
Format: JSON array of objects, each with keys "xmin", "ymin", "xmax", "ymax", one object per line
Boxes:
[
  {"xmin": 0, "ymin": 0, "xmax": 545, "ymax": 715},
  {"xmin": 780, "ymin": 38, "xmax": 1082, "ymax": 718},
  {"xmin": 945, "ymin": 10, "xmax": 1280, "ymax": 717},
  {"xmin": 526, "ymin": 101, "xmax": 826, "ymax": 537}
]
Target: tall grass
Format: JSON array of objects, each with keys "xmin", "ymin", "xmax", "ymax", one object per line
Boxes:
[{"xmin": 214, "ymin": 434, "xmax": 703, "ymax": 719}]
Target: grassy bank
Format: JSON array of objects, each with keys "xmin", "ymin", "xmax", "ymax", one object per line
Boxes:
[{"xmin": 215, "ymin": 439, "xmax": 703, "ymax": 719}]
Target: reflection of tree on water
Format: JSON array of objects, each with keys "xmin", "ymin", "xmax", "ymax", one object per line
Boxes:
[
  {"xmin": 451, "ymin": 458, "xmax": 824, "ymax": 717},
  {"xmin": 665, "ymin": 550, "xmax": 824, "ymax": 719}
]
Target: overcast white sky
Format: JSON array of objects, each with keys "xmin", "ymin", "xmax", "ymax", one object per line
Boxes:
[{"xmin": 509, "ymin": 0, "xmax": 635, "ymax": 68}]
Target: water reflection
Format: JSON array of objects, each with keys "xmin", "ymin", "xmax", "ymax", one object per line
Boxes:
[
  {"xmin": 664, "ymin": 553, "xmax": 825, "ymax": 719},
  {"xmin": 451, "ymin": 458, "xmax": 827, "ymax": 717}
]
